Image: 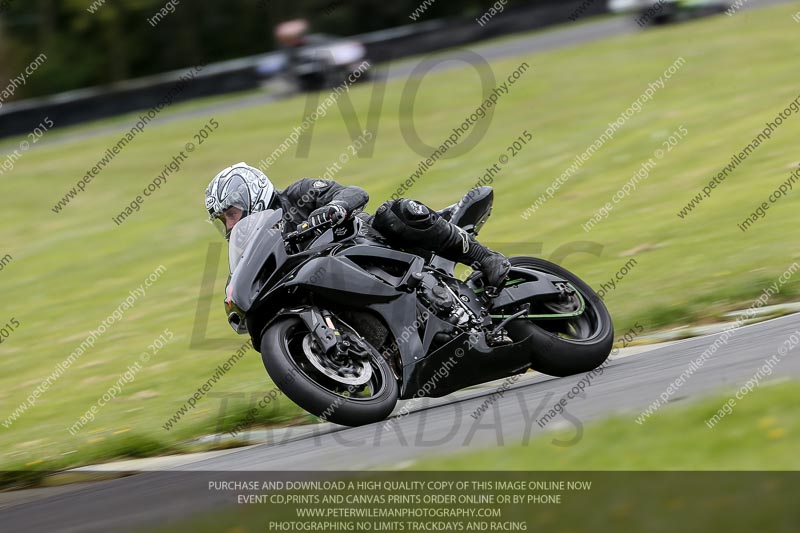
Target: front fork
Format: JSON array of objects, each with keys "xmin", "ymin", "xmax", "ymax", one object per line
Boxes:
[{"xmin": 292, "ymin": 306, "xmax": 341, "ymax": 355}]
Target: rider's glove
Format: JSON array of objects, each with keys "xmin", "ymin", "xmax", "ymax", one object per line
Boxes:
[{"xmin": 309, "ymin": 203, "xmax": 348, "ymax": 227}]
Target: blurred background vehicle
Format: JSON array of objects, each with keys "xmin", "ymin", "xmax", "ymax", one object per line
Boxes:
[
  {"xmin": 608, "ymin": 0, "xmax": 730, "ymax": 25},
  {"xmin": 258, "ymin": 18, "xmax": 370, "ymax": 92}
]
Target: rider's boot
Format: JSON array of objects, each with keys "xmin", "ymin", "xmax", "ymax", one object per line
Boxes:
[
  {"xmin": 436, "ymin": 223, "xmax": 511, "ymax": 294},
  {"xmin": 372, "ymin": 199, "xmax": 510, "ymax": 293}
]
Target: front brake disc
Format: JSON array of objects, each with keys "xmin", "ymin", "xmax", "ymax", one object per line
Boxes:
[{"xmin": 301, "ymin": 335, "xmax": 373, "ymax": 386}]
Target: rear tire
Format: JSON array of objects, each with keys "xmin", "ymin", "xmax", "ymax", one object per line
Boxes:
[
  {"xmin": 502, "ymin": 257, "xmax": 614, "ymax": 377},
  {"xmin": 261, "ymin": 317, "xmax": 398, "ymax": 426}
]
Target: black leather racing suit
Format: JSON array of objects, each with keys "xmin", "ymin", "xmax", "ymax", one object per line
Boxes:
[
  {"xmin": 272, "ymin": 178, "xmax": 369, "ymax": 230},
  {"xmin": 272, "ymin": 178, "xmax": 509, "ymax": 289}
]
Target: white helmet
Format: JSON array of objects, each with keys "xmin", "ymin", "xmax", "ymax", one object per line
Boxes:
[{"xmin": 205, "ymin": 162, "xmax": 275, "ymax": 238}]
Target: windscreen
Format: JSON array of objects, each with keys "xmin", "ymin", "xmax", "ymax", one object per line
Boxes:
[{"xmin": 228, "ymin": 209, "xmax": 285, "ymax": 273}]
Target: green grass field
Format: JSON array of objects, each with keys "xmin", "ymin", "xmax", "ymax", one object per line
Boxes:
[{"xmin": 1, "ymin": 4, "xmax": 799, "ymax": 475}]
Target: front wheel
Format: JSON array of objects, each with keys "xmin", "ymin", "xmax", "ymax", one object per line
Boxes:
[
  {"xmin": 501, "ymin": 257, "xmax": 614, "ymax": 377},
  {"xmin": 260, "ymin": 316, "xmax": 398, "ymax": 426}
]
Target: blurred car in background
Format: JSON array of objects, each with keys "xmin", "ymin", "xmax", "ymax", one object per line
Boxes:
[
  {"xmin": 609, "ymin": 0, "xmax": 729, "ymax": 26},
  {"xmin": 257, "ymin": 18, "xmax": 370, "ymax": 92}
]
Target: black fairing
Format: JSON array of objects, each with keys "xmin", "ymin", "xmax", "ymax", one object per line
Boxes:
[
  {"xmin": 287, "ymin": 256, "xmax": 400, "ymax": 303},
  {"xmin": 400, "ymin": 331, "xmax": 531, "ymax": 399},
  {"xmin": 449, "ymin": 186, "xmax": 494, "ymax": 235},
  {"xmin": 227, "ymin": 210, "xmax": 288, "ymax": 314},
  {"xmin": 227, "ymin": 203, "xmax": 558, "ymax": 400}
]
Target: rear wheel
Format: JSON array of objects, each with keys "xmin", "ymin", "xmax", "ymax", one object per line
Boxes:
[
  {"xmin": 499, "ymin": 257, "xmax": 614, "ymax": 376},
  {"xmin": 260, "ymin": 316, "xmax": 398, "ymax": 426}
]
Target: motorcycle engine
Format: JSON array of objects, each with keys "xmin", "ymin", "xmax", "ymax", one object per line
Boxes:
[{"xmin": 419, "ymin": 276, "xmax": 470, "ymax": 326}]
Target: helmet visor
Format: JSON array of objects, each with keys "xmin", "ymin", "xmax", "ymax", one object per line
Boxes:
[
  {"xmin": 211, "ymin": 216, "xmax": 229, "ymax": 239},
  {"xmin": 210, "ymin": 206, "xmax": 246, "ymax": 239},
  {"xmin": 207, "ymin": 181, "xmax": 251, "ymax": 239}
]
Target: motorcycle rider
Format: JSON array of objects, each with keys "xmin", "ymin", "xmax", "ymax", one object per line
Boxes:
[{"xmin": 204, "ymin": 162, "xmax": 510, "ymax": 291}]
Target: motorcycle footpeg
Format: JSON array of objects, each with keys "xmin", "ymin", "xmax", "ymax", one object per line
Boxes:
[{"xmin": 485, "ymin": 328, "xmax": 513, "ymax": 347}]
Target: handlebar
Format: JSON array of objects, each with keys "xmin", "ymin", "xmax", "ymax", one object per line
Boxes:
[{"xmin": 285, "ymin": 218, "xmax": 337, "ymax": 243}]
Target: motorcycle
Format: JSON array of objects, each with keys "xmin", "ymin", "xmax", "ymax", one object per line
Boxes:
[
  {"xmin": 608, "ymin": 0, "xmax": 728, "ymax": 26},
  {"xmin": 225, "ymin": 187, "xmax": 613, "ymax": 427},
  {"xmin": 257, "ymin": 33, "xmax": 370, "ymax": 93}
]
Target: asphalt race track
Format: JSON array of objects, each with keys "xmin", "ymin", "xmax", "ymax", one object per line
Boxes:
[{"xmin": 2, "ymin": 312, "xmax": 799, "ymax": 532}]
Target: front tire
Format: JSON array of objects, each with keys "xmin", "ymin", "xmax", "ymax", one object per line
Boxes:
[
  {"xmin": 502, "ymin": 257, "xmax": 614, "ymax": 377},
  {"xmin": 260, "ymin": 317, "xmax": 398, "ymax": 426}
]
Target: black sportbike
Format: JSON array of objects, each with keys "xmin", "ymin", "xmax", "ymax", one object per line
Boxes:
[{"xmin": 224, "ymin": 187, "xmax": 613, "ymax": 426}]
